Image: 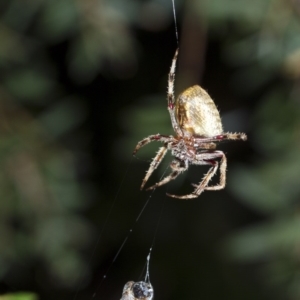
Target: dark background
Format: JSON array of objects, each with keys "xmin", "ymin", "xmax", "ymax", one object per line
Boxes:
[{"xmin": 1, "ymin": 0, "xmax": 300, "ymax": 300}]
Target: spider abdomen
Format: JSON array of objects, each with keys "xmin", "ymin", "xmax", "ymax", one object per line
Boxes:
[{"xmin": 175, "ymin": 85, "xmax": 223, "ymax": 137}]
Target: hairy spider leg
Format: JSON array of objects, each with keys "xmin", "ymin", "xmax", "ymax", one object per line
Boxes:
[
  {"xmin": 220, "ymin": 132, "xmax": 247, "ymax": 141},
  {"xmin": 133, "ymin": 134, "xmax": 172, "ymax": 155},
  {"xmin": 193, "ymin": 132, "xmax": 247, "ymax": 144},
  {"xmin": 167, "ymin": 150, "xmax": 226, "ymax": 199},
  {"xmin": 167, "ymin": 48, "xmax": 182, "ymax": 136},
  {"xmin": 140, "ymin": 145, "xmax": 168, "ymax": 190},
  {"xmin": 204, "ymin": 152, "xmax": 227, "ymax": 191},
  {"xmin": 146, "ymin": 159, "xmax": 188, "ymax": 191}
]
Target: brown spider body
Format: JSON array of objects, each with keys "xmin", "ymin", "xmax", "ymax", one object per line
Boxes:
[{"xmin": 133, "ymin": 48, "xmax": 247, "ymax": 199}]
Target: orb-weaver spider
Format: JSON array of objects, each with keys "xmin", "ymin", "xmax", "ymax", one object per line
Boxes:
[{"xmin": 133, "ymin": 49, "xmax": 247, "ymax": 199}]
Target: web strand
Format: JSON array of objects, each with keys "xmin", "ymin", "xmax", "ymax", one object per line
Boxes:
[
  {"xmin": 171, "ymin": 0, "xmax": 179, "ymax": 45},
  {"xmin": 91, "ymin": 164, "xmax": 170, "ymax": 298},
  {"xmin": 80, "ymin": 2, "xmax": 181, "ymax": 296},
  {"xmin": 73, "ymin": 158, "xmax": 133, "ymax": 300}
]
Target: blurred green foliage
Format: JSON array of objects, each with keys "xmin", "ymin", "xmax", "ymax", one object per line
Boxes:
[
  {"xmin": 200, "ymin": 0, "xmax": 300, "ymax": 298},
  {"xmin": 0, "ymin": 0, "xmax": 138, "ymax": 291},
  {"xmin": 1, "ymin": 0, "xmax": 300, "ymax": 299},
  {"xmin": 0, "ymin": 0, "xmax": 175, "ymax": 297},
  {"xmin": 0, "ymin": 293, "xmax": 37, "ymax": 300}
]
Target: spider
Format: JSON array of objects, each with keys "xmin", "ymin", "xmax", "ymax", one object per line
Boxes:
[{"xmin": 133, "ymin": 48, "xmax": 247, "ymax": 199}]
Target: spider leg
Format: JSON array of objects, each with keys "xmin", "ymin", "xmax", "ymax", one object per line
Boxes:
[
  {"xmin": 140, "ymin": 145, "xmax": 168, "ymax": 190},
  {"xmin": 167, "ymin": 48, "xmax": 182, "ymax": 136},
  {"xmin": 192, "ymin": 151, "xmax": 227, "ymax": 195},
  {"xmin": 167, "ymin": 151, "xmax": 226, "ymax": 200},
  {"xmin": 194, "ymin": 163, "xmax": 219, "ymax": 192},
  {"xmin": 146, "ymin": 159, "xmax": 187, "ymax": 191},
  {"xmin": 133, "ymin": 134, "xmax": 171, "ymax": 155},
  {"xmin": 224, "ymin": 132, "xmax": 247, "ymax": 141},
  {"xmin": 166, "ymin": 163, "xmax": 218, "ymax": 200},
  {"xmin": 205, "ymin": 152, "xmax": 227, "ymax": 190},
  {"xmin": 194, "ymin": 132, "xmax": 247, "ymax": 144}
]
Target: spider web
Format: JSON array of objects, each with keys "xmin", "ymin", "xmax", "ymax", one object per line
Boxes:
[
  {"xmin": 73, "ymin": 1, "xmax": 180, "ymax": 299},
  {"xmin": 72, "ymin": 156, "xmax": 170, "ymax": 300}
]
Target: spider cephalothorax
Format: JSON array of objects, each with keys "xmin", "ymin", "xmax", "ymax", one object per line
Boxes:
[{"xmin": 133, "ymin": 48, "xmax": 247, "ymax": 199}]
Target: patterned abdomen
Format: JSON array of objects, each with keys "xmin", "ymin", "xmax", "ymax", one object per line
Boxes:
[{"xmin": 175, "ymin": 85, "xmax": 223, "ymax": 137}]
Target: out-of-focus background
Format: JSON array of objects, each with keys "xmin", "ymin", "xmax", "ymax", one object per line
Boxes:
[{"xmin": 1, "ymin": 0, "xmax": 300, "ymax": 299}]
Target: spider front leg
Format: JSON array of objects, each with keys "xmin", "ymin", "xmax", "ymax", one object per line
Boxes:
[
  {"xmin": 140, "ymin": 145, "xmax": 168, "ymax": 190},
  {"xmin": 204, "ymin": 151, "xmax": 227, "ymax": 191},
  {"xmin": 167, "ymin": 151, "xmax": 226, "ymax": 200},
  {"xmin": 133, "ymin": 134, "xmax": 172, "ymax": 155},
  {"xmin": 146, "ymin": 159, "xmax": 188, "ymax": 191},
  {"xmin": 191, "ymin": 151, "xmax": 227, "ymax": 198},
  {"xmin": 133, "ymin": 135, "xmax": 175, "ymax": 189}
]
